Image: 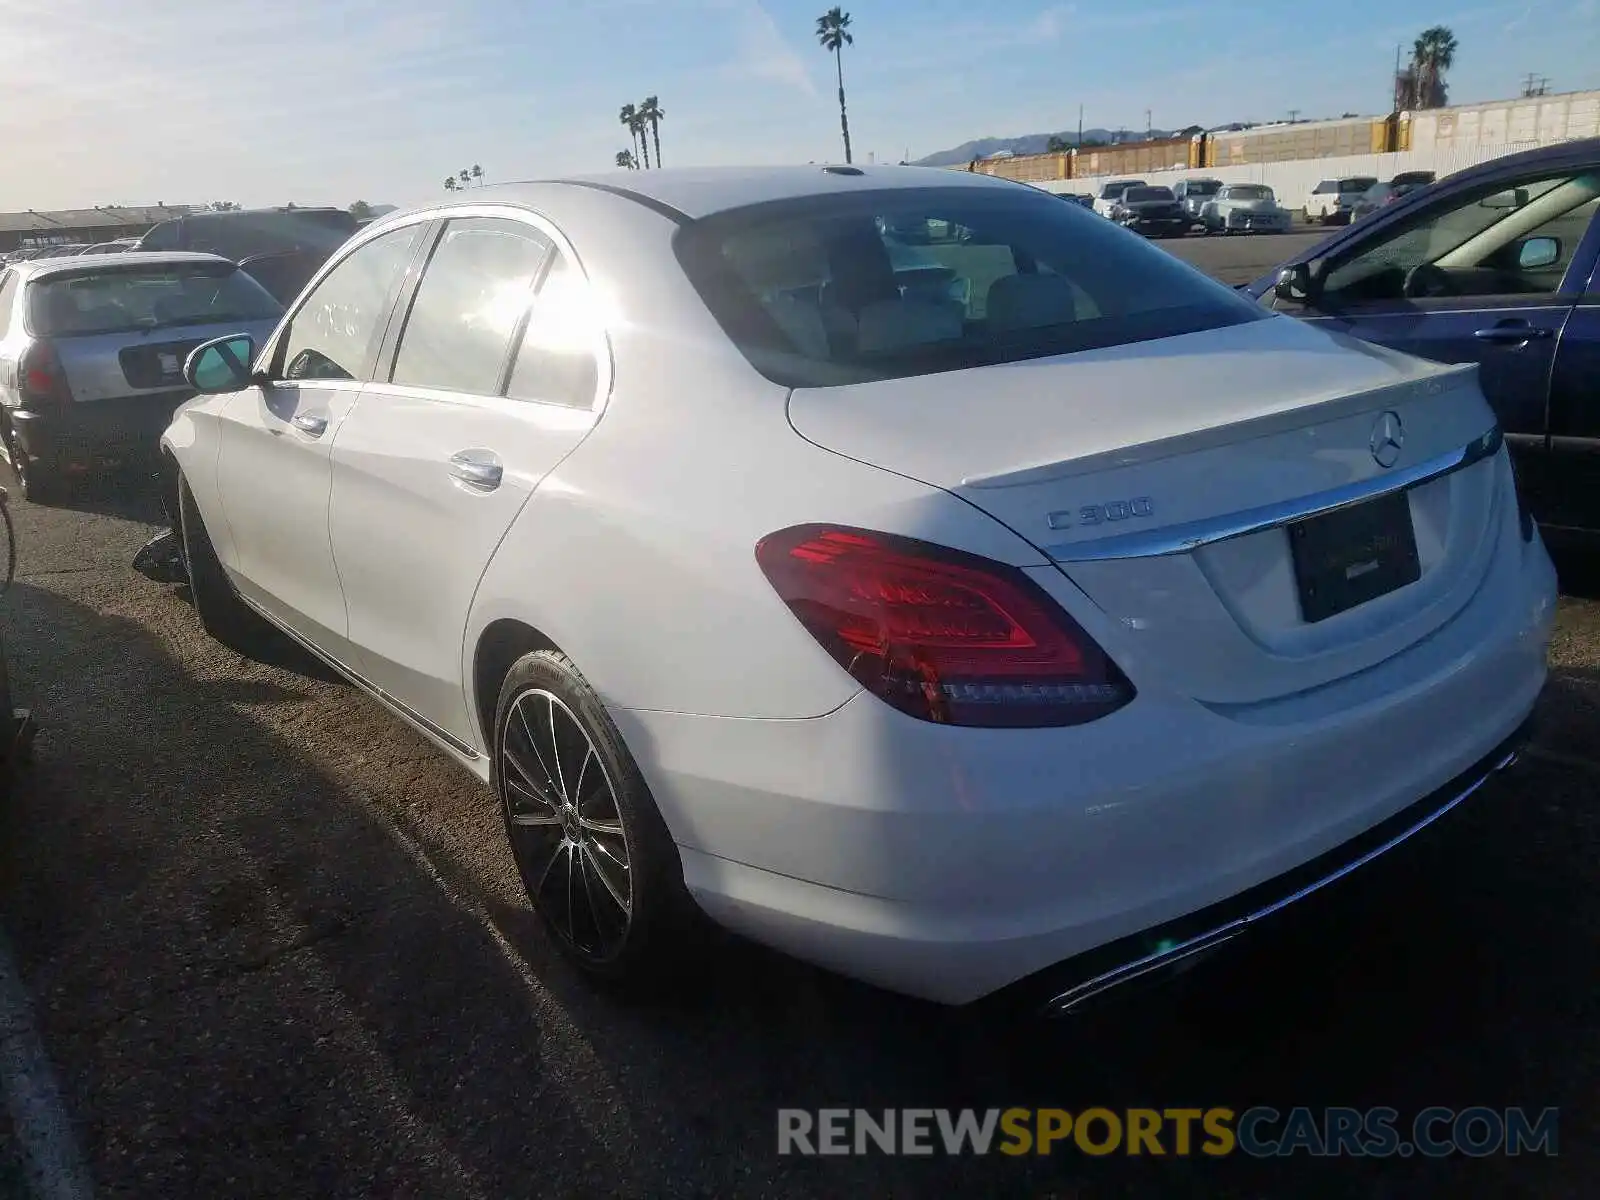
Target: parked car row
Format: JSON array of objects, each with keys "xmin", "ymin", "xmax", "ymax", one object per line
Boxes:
[
  {"xmin": 117, "ymin": 163, "xmax": 1558, "ymax": 1018},
  {"xmin": 1087, "ymin": 176, "xmax": 1293, "ymax": 237}
]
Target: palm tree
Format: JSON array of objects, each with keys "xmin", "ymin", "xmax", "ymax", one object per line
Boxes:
[
  {"xmin": 620, "ymin": 103, "xmax": 641, "ymax": 167},
  {"xmin": 616, "ymin": 149, "xmax": 636, "ymax": 169},
  {"xmin": 815, "ymin": 7, "xmax": 854, "ymax": 164},
  {"xmin": 631, "ymin": 113, "xmax": 651, "ymax": 168},
  {"xmin": 444, "ymin": 176, "xmax": 458, "ymax": 191},
  {"xmin": 640, "ymin": 96, "xmax": 665, "ymax": 169},
  {"xmin": 1410, "ymin": 25, "xmax": 1458, "ymax": 109},
  {"xmin": 458, "ymin": 168, "xmax": 472, "ymax": 188},
  {"xmin": 471, "ymin": 164, "xmax": 484, "ymax": 186}
]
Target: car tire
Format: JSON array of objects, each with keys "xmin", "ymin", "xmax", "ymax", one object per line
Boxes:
[
  {"xmin": 493, "ymin": 649, "xmax": 694, "ymax": 985},
  {"xmin": 178, "ymin": 473, "xmax": 278, "ymax": 657}
]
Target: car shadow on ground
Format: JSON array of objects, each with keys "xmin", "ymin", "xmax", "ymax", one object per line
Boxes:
[
  {"xmin": 17, "ymin": 465, "xmax": 167, "ymax": 525},
  {"xmin": 0, "ymin": 573, "xmax": 1595, "ymax": 1197}
]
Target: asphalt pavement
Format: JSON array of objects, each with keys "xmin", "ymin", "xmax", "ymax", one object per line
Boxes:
[{"xmin": 0, "ymin": 233, "xmax": 1597, "ymax": 1199}]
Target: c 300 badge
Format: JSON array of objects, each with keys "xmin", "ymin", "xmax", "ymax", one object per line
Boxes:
[{"xmin": 1046, "ymin": 497, "xmax": 1154, "ymax": 531}]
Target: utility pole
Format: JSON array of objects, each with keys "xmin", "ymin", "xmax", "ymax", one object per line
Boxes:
[
  {"xmin": 1521, "ymin": 72, "xmax": 1550, "ymax": 97},
  {"xmin": 1393, "ymin": 43, "xmax": 1402, "ymax": 110},
  {"xmin": 1145, "ymin": 109, "xmax": 1152, "ymax": 138},
  {"xmin": 1288, "ymin": 108, "xmax": 1300, "ymax": 124},
  {"xmin": 1077, "ymin": 104, "xmax": 1083, "ymax": 148}
]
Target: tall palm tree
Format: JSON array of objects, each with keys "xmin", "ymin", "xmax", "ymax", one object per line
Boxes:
[
  {"xmin": 640, "ymin": 96, "xmax": 665, "ymax": 169},
  {"xmin": 471, "ymin": 164, "xmax": 484, "ymax": 186},
  {"xmin": 444, "ymin": 176, "xmax": 458, "ymax": 191},
  {"xmin": 458, "ymin": 168, "xmax": 472, "ymax": 188},
  {"xmin": 620, "ymin": 103, "xmax": 641, "ymax": 167},
  {"xmin": 815, "ymin": 7, "xmax": 854, "ymax": 164},
  {"xmin": 1410, "ymin": 25, "xmax": 1458, "ymax": 109},
  {"xmin": 616, "ymin": 149, "xmax": 636, "ymax": 169},
  {"xmin": 631, "ymin": 113, "xmax": 651, "ymax": 168}
]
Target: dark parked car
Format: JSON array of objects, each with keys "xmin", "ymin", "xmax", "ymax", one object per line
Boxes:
[
  {"xmin": 1350, "ymin": 171, "xmax": 1440, "ymax": 222},
  {"xmin": 136, "ymin": 207, "xmax": 359, "ymax": 303},
  {"xmin": 1251, "ymin": 138, "xmax": 1600, "ymax": 545},
  {"xmin": 1110, "ymin": 186, "xmax": 1189, "ymax": 237}
]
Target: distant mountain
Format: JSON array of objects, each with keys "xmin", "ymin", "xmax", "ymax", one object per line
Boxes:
[{"xmin": 913, "ymin": 129, "xmax": 1180, "ymax": 167}]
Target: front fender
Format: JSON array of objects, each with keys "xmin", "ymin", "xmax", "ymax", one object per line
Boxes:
[{"xmin": 163, "ymin": 393, "xmax": 238, "ymax": 570}]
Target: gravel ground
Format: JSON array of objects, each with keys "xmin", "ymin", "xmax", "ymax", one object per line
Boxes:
[{"xmin": 0, "ymin": 232, "xmax": 1596, "ymax": 1198}]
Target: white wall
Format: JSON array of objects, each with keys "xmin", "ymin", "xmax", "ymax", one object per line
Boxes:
[{"xmin": 1037, "ymin": 142, "xmax": 1539, "ymax": 209}]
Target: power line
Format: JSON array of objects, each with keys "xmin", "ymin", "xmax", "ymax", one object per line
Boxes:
[{"xmin": 1521, "ymin": 72, "xmax": 1550, "ymax": 97}]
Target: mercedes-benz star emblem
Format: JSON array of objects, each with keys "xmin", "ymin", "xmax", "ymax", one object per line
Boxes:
[{"xmin": 1370, "ymin": 411, "xmax": 1405, "ymax": 469}]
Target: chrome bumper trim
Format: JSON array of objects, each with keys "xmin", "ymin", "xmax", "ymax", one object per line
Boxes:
[
  {"xmin": 1042, "ymin": 744, "xmax": 1521, "ymax": 1016},
  {"xmin": 1043, "ymin": 424, "xmax": 1502, "ymax": 563}
]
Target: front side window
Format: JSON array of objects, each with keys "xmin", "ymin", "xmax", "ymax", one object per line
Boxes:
[
  {"xmin": 390, "ymin": 217, "xmax": 551, "ymax": 394},
  {"xmin": 26, "ymin": 262, "xmax": 282, "ymax": 337},
  {"xmin": 1320, "ymin": 170, "xmax": 1600, "ymax": 305},
  {"xmin": 276, "ymin": 224, "xmax": 423, "ymax": 382},
  {"xmin": 676, "ymin": 187, "xmax": 1268, "ymax": 388}
]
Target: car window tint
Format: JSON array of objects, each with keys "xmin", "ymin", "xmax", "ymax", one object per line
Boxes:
[
  {"xmin": 1321, "ymin": 171, "xmax": 1600, "ymax": 304},
  {"xmin": 505, "ymin": 255, "xmax": 603, "ymax": 408},
  {"xmin": 676, "ymin": 187, "xmax": 1267, "ymax": 388},
  {"xmin": 277, "ymin": 224, "xmax": 422, "ymax": 382},
  {"xmin": 391, "ymin": 217, "xmax": 551, "ymax": 394}
]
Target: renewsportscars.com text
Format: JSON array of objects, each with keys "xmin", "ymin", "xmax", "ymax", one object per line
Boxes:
[{"xmin": 777, "ymin": 1106, "xmax": 1558, "ymax": 1158}]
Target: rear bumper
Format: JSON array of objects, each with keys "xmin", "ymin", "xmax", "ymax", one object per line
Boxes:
[
  {"xmin": 1030, "ymin": 720, "xmax": 1530, "ymax": 1015},
  {"xmin": 7, "ymin": 393, "xmax": 188, "ymax": 466},
  {"xmin": 611, "ymin": 527, "xmax": 1557, "ymax": 1006}
]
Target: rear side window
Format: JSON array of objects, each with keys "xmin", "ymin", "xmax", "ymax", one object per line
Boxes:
[
  {"xmin": 390, "ymin": 217, "xmax": 551, "ymax": 394},
  {"xmin": 26, "ymin": 263, "xmax": 282, "ymax": 337},
  {"xmin": 505, "ymin": 255, "xmax": 602, "ymax": 408},
  {"xmin": 1313, "ymin": 182, "xmax": 1335, "ymax": 194},
  {"xmin": 676, "ymin": 187, "xmax": 1268, "ymax": 388},
  {"xmin": 138, "ymin": 220, "xmax": 182, "ymax": 251}
]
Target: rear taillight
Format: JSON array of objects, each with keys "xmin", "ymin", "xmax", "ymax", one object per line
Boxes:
[
  {"xmin": 18, "ymin": 342, "xmax": 70, "ymax": 408},
  {"xmin": 755, "ymin": 525, "xmax": 1135, "ymax": 728}
]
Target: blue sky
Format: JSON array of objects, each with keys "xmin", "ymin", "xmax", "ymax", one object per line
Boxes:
[{"xmin": 0, "ymin": 0, "xmax": 1595, "ymax": 212}]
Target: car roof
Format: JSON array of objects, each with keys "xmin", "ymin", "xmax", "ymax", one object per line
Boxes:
[
  {"xmin": 11, "ymin": 250, "xmax": 236, "ymax": 280},
  {"xmin": 455, "ymin": 166, "xmax": 1022, "ymax": 223}
]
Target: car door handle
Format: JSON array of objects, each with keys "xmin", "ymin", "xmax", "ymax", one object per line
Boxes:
[
  {"xmin": 1474, "ymin": 324, "xmax": 1553, "ymax": 344},
  {"xmin": 290, "ymin": 413, "xmax": 328, "ymax": 436},
  {"xmin": 448, "ymin": 452, "xmax": 503, "ymax": 491}
]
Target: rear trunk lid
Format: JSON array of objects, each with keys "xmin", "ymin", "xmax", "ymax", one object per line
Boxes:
[
  {"xmin": 787, "ymin": 315, "xmax": 1507, "ymax": 706},
  {"xmin": 50, "ymin": 317, "xmax": 279, "ymax": 403}
]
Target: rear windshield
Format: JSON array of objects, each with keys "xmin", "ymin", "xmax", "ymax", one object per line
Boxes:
[
  {"xmin": 1339, "ymin": 178, "xmax": 1378, "ymax": 192},
  {"xmin": 27, "ymin": 262, "xmax": 283, "ymax": 336},
  {"xmin": 1223, "ymin": 185, "xmax": 1272, "ymax": 200},
  {"xmin": 1124, "ymin": 187, "xmax": 1174, "ymax": 202},
  {"xmin": 674, "ymin": 187, "xmax": 1269, "ymax": 388}
]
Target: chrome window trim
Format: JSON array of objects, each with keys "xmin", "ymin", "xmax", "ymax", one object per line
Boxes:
[{"xmin": 1043, "ymin": 424, "xmax": 1503, "ymax": 563}]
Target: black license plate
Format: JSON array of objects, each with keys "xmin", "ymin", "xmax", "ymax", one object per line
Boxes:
[{"xmin": 1288, "ymin": 491, "xmax": 1420, "ymax": 623}]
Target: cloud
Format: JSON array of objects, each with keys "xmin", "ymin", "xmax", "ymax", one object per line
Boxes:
[
  {"xmin": 1029, "ymin": 4, "xmax": 1074, "ymax": 40},
  {"xmin": 721, "ymin": 0, "xmax": 818, "ymax": 98}
]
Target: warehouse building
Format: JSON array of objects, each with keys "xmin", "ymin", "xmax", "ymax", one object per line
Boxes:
[{"xmin": 0, "ymin": 204, "xmax": 197, "ymax": 254}]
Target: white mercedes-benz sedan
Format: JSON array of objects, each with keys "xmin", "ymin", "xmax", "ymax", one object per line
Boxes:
[{"xmin": 154, "ymin": 165, "xmax": 1556, "ymax": 1011}]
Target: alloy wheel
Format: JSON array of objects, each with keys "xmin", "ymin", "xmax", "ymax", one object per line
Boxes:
[{"xmin": 499, "ymin": 687, "xmax": 633, "ymax": 960}]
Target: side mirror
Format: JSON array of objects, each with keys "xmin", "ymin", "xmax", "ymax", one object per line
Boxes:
[
  {"xmin": 1517, "ymin": 236, "xmax": 1560, "ymax": 270},
  {"xmin": 1479, "ymin": 187, "xmax": 1530, "ymax": 211},
  {"xmin": 1274, "ymin": 262, "xmax": 1320, "ymax": 305},
  {"xmin": 184, "ymin": 334, "xmax": 257, "ymax": 394}
]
